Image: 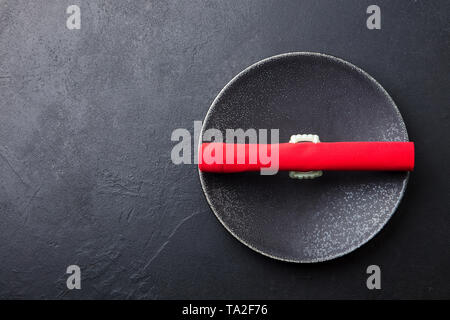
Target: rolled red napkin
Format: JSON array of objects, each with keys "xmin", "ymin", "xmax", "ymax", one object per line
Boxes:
[{"xmin": 198, "ymin": 142, "xmax": 414, "ymax": 173}]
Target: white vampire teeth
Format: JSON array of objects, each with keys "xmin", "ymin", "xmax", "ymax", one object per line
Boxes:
[{"xmin": 288, "ymin": 134, "xmax": 323, "ymax": 180}]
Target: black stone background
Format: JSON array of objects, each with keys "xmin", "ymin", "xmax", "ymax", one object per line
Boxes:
[{"xmin": 0, "ymin": 0, "xmax": 448, "ymax": 299}]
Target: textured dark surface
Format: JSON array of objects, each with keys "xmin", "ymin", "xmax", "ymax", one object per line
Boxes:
[
  {"xmin": 199, "ymin": 52, "xmax": 409, "ymax": 263},
  {"xmin": 0, "ymin": 0, "xmax": 448, "ymax": 299}
]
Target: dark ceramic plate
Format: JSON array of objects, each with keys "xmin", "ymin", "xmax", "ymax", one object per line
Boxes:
[{"xmin": 199, "ymin": 52, "xmax": 409, "ymax": 263}]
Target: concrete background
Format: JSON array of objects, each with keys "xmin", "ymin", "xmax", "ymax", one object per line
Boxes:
[{"xmin": 0, "ymin": 0, "xmax": 448, "ymax": 299}]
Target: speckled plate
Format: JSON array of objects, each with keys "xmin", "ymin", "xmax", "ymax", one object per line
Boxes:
[{"xmin": 198, "ymin": 52, "xmax": 409, "ymax": 263}]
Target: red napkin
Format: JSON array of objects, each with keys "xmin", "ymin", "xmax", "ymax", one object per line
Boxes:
[{"xmin": 198, "ymin": 142, "xmax": 414, "ymax": 173}]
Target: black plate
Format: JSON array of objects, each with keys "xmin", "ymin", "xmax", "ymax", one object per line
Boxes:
[{"xmin": 199, "ymin": 52, "xmax": 409, "ymax": 263}]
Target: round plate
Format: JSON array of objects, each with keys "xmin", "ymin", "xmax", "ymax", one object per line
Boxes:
[{"xmin": 199, "ymin": 52, "xmax": 409, "ymax": 263}]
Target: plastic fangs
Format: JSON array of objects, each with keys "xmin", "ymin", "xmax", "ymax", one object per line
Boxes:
[{"xmin": 288, "ymin": 134, "xmax": 323, "ymax": 179}]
